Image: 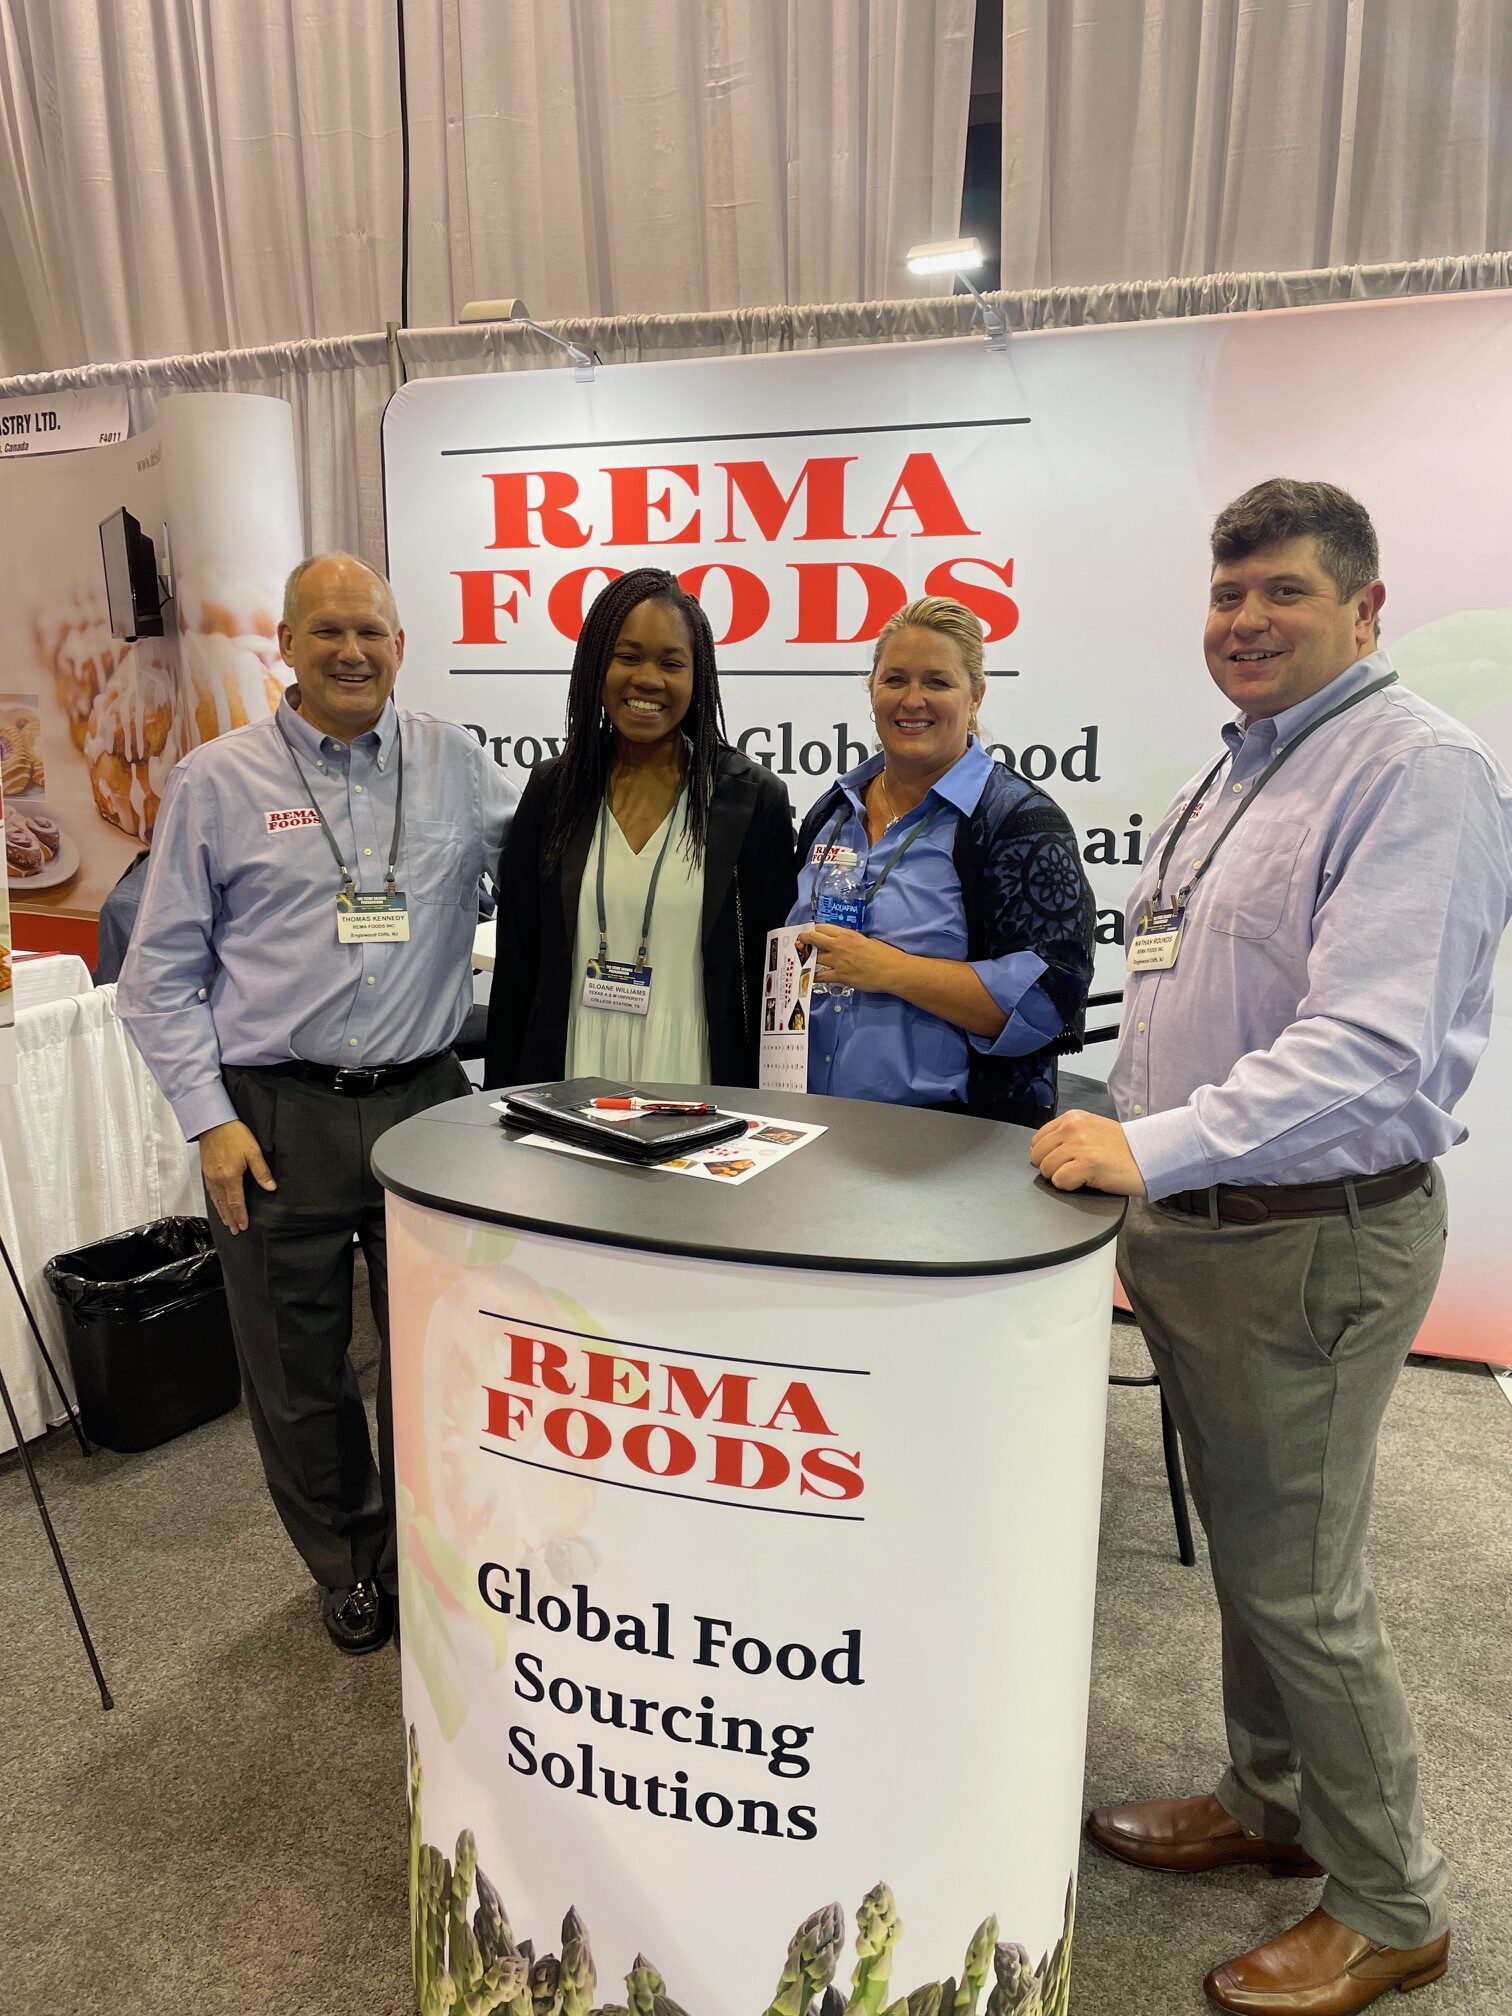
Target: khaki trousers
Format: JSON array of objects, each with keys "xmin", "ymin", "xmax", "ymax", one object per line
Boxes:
[{"xmin": 1118, "ymin": 1167, "xmax": 1450, "ymax": 1948}]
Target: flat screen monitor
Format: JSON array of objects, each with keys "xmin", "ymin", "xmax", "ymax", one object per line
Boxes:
[{"xmin": 99, "ymin": 507, "xmax": 164, "ymax": 640}]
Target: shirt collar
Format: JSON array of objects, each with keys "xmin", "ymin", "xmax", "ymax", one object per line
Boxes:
[
  {"xmin": 1221, "ymin": 647, "xmax": 1394, "ymax": 757},
  {"xmin": 277, "ymin": 692, "xmax": 400, "ymax": 767},
  {"xmin": 835, "ymin": 735, "xmax": 993, "ymax": 818}
]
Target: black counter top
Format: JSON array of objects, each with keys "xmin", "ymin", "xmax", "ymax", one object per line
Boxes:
[{"xmin": 372, "ymin": 1086, "xmax": 1125, "ymax": 1277}]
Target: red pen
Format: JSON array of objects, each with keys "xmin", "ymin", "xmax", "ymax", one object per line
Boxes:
[{"xmin": 589, "ymin": 1096, "xmax": 716, "ymax": 1114}]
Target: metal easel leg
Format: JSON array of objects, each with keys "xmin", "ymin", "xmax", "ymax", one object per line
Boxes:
[{"xmin": 0, "ymin": 1234, "xmax": 112, "ymax": 1708}]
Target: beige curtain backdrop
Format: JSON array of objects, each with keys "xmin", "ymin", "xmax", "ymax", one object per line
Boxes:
[
  {"xmin": 2, "ymin": 253, "xmax": 1505, "ymax": 568},
  {"xmin": 999, "ymin": 0, "xmax": 1512, "ymax": 288},
  {"xmin": 0, "ymin": 0, "xmax": 975, "ymax": 377}
]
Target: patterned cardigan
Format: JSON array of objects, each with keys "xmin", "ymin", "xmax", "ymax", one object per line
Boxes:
[{"xmin": 795, "ymin": 761, "xmax": 1095, "ymax": 1126}]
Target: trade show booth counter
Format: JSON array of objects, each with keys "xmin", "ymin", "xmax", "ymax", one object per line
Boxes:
[{"xmin": 375, "ymin": 1088, "xmax": 1123, "ymax": 2016}]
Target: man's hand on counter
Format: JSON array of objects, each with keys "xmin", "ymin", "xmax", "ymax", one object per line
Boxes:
[
  {"xmin": 1030, "ymin": 1110, "xmax": 1148, "ymax": 1197},
  {"xmin": 199, "ymin": 1119, "xmax": 278, "ymax": 1234}
]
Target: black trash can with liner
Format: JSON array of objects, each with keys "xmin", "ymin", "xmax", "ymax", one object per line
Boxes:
[{"xmin": 43, "ymin": 1217, "xmax": 240, "ymax": 1452}]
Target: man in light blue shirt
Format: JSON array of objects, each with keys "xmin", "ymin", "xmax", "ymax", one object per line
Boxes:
[
  {"xmin": 1032, "ymin": 481, "xmax": 1512, "ymax": 2013},
  {"xmin": 119, "ymin": 554, "xmax": 517, "ymax": 1654}
]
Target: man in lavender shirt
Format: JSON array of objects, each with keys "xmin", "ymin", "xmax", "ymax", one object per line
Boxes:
[
  {"xmin": 119, "ymin": 555, "xmax": 517, "ymax": 1655},
  {"xmin": 1032, "ymin": 481, "xmax": 1512, "ymax": 2015}
]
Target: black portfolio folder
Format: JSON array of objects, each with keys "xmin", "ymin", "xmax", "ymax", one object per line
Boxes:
[{"xmin": 501, "ymin": 1079, "xmax": 749, "ymax": 1165}]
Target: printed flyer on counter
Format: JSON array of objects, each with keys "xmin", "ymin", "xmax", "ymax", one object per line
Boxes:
[{"xmin": 497, "ymin": 1102, "xmax": 826, "ymax": 1186}]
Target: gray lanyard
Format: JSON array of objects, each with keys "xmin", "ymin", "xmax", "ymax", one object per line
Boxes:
[
  {"xmin": 276, "ymin": 716, "xmax": 405, "ymax": 900},
  {"xmin": 1150, "ymin": 671, "xmax": 1397, "ymax": 914},
  {"xmin": 594, "ymin": 780, "xmax": 687, "ymax": 966},
  {"xmin": 808, "ymin": 795, "xmax": 947, "ymax": 920}
]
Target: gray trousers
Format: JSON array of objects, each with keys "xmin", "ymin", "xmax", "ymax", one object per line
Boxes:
[
  {"xmin": 210, "ymin": 1054, "xmax": 470, "ymax": 1596},
  {"xmin": 1118, "ymin": 1167, "xmax": 1450, "ymax": 1949}
]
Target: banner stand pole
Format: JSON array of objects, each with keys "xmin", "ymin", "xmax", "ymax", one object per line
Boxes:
[
  {"xmin": 0, "ymin": 1231, "xmax": 113, "ymax": 1710},
  {"xmin": 0, "ymin": 1230, "xmax": 92, "ymax": 1457}
]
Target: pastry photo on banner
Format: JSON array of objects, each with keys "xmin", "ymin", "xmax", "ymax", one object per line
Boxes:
[{"xmin": 0, "ymin": 392, "xmax": 302, "ymax": 924}]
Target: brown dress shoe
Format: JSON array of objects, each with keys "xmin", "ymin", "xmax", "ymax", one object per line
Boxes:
[
  {"xmin": 1204, "ymin": 1906, "xmax": 1449, "ymax": 2012},
  {"xmin": 1085, "ymin": 1793, "xmax": 1323, "ymax": 1877}
]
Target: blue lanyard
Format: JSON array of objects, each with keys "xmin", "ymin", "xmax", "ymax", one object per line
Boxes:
[{"xmin": 808, "ymin": 797, "xmax": 946, "ymax": 920}]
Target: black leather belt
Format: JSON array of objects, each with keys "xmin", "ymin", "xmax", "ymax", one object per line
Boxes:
[
  {"xmin": 253, "ymin": 1050, "xmax": 452, "ymax": 1097},
  {"xmin": 1161, "ymin": 1160, "xmax": 1430, "ymax": 1225}
]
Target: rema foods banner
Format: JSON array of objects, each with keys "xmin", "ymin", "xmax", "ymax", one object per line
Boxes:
[
  {"xmin": 383, "ymin": 294, "xmax": 1512, "ymax": 1364},
  {"xmin": 389, "ymin": 1195, "xmax": 1116, "ymax": 2016}
]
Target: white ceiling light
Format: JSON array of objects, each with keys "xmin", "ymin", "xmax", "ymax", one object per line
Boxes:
[
  {"xmin": 906, "ymin": 238, "xmax": 984, "ymax": 277},
  {"xmin": 905, "ymin": 236, "xmax": 1007, "ymax": 351}
]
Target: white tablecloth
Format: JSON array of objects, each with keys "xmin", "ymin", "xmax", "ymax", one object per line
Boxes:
[
  {"xmin": 0, "ymin": 981, "xmax": 202, "ymax": 1452},
  {"xmin": 12, "ymin": 952, "xmax": 93, "ymax": 1009}
]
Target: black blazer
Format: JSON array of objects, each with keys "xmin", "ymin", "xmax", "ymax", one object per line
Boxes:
[{"xmin": 484, "ymin": 748, "xmax": 797, "ymax": 1090}]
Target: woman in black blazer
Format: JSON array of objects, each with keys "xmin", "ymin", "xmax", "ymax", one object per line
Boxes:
[{"xmin": 484, "ymin": 569, "xmax": 796, "ymax": 1089}]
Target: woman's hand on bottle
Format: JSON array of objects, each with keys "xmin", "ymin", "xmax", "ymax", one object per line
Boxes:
[{"xmin": 796, "ymin": 924, "xmax": 905, "ymax": 995}]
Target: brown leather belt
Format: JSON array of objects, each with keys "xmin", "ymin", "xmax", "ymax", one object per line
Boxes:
[{"xmin": 1161, "ymin": 1160, "xmax": 1431, "ymax": 1225}]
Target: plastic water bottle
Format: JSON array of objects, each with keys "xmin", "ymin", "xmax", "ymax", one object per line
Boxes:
[{"xmin": 812, "ymin": 846, "xmax": 864, "ymax": 998}]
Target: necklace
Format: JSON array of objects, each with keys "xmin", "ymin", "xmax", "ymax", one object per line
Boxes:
[{"xmin": 875, "ymin": 770, "xmax": 900, "ymax": 832}]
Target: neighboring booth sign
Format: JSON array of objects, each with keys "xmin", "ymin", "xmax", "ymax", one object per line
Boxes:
[
  {"xmin": 0, "ymin": 387, "xmax": 129, "ymax": 457},
  {"xmin": 383, "ymin": 293, "xmax": 1512, "ymax": 1364},
  {"xmin": 0, "ymin": 392, "xmax": 303, "ymax": 926}
]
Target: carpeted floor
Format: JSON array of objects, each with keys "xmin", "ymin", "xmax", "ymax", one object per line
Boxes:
[{"xmin": 2, "ymin": 1280, "xmax": 1508, "ymax": 2015}]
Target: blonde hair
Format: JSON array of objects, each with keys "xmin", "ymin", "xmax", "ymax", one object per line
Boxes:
[{"xmin": 870, "ymin": 596, "xmax": 986, "ymax": 699}]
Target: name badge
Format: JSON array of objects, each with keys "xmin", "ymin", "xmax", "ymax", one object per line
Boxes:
[
  {"xmin": 336, "ymin": 891, "xmax": 410, "ymax": 943},
  {"xmin": 582, "ymin": 959, "xmax": 652, "ymax": 1016},
  {"xmin": 1127, "ymin": 905, "xmax": 1183, "ymax": 972}
]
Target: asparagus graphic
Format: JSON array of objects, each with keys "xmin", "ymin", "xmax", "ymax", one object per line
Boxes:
[
  {"xmin": 403, "ymin": 1728, "xmax": 1078, "ymax": 2016},
  {"xmin": 625, "ymin": 1956, "xmax": 664, "ymax": 2016},
  {"xmin": 765, "ymin": 1905, "xmax": 847, "ymax": 2016},
  {"xmin": 531, "ymin": 1953, "xmax": 565, "ymax": 2016},
  {"xmin": 453, "ymin": 1832, "xmax": 479, "ymax": 1980},
  {"xmin": 561, "ymin": 1918, "xmax": 598, "ymax": 2016},
  {"xmin": 476, "ymin": 1867, "xmax": 517, "ymax": 1967},
  {"xmin": 953, "ymin": 1920, "xmax": 998, "ymax": 2016},
  {"xmin": 847, "ymin": 1884, "xmax": 901, "ymax": 2016},
  {"xmin": 409, "ymin": 1731, "xmax": 425, "ymax": 2003},
  {"xmin": 1038, "ymin": 1881, "xmax": 1075, "ymax": 2016},
  {"xmin": 985, "ymin": 1944, "xmax": 1041, "ymax": 2016}
]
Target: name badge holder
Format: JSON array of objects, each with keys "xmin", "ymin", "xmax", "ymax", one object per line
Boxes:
[
  {"xmin": 582, "ymin": 782, "xmax": 686, "ymax": 1017},
  {"xmin": 277, "ymin": 718, "xmax": 410, "ymax": 943},
  {"xmin": 1127, "ymin": 669, "xmax": 1398, "ymax": 975}
]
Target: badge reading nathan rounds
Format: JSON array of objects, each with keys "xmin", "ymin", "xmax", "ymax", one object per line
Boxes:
[
  {"xmin": 337, "ymin": 889, "xmax": 411, "ymax": 942},
  {"xmin": 1127, "ymin": 904, "xmax": 1184, "ymax": 972}
]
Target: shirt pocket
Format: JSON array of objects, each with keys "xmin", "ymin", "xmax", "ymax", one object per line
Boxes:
[
  {"xmin": 405, "ymin": 817, "xmax": 476, "ymax": 911},
  {"xmin": 1198, "ymin": 819, "xmax": 1308, "ymax": 942}
]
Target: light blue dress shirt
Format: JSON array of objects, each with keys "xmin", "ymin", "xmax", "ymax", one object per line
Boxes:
[
  {"xmin": 789, "ymin": 738, "xmax": 1064, "ymax": 1107},
  {"xmin": 1111, "ymin": 650, "xmax": 1512, "ymax": 1198},
  {"xmin": 118, "ymin": 696, "xmax": 518, "ymax": 1140}
]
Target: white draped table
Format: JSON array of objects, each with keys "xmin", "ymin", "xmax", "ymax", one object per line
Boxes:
[{"xmin": 0, "ymin": 973, "xmax": 202, "ymax": 1453}]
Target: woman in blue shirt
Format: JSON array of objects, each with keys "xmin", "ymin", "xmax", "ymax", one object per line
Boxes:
[{"xmin": 792, "ymin": 597, "xmax": 1094, "ymax": 1125}]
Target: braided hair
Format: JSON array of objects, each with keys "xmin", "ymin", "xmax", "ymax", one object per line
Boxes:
[{"xmin": 542, "ymin": 568, "xmax": 729, "ymax": 872}]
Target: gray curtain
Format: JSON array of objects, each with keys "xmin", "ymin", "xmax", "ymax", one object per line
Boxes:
[
  {"xmin": 0, "ymin": 0, "xmax": 976, "ymax": 376},
  {"xmin": 1, "ymin": 253, "xmax": 1503, "ymax": 564},
  {"xmin": 1000, "ymin": 0, "xmax": 1512, "ymax": 288}
]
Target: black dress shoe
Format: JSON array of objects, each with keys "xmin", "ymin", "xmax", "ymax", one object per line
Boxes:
[{"xmin": 322, "ymin": 1578, "xmax": 394, "ymax": 1655}]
